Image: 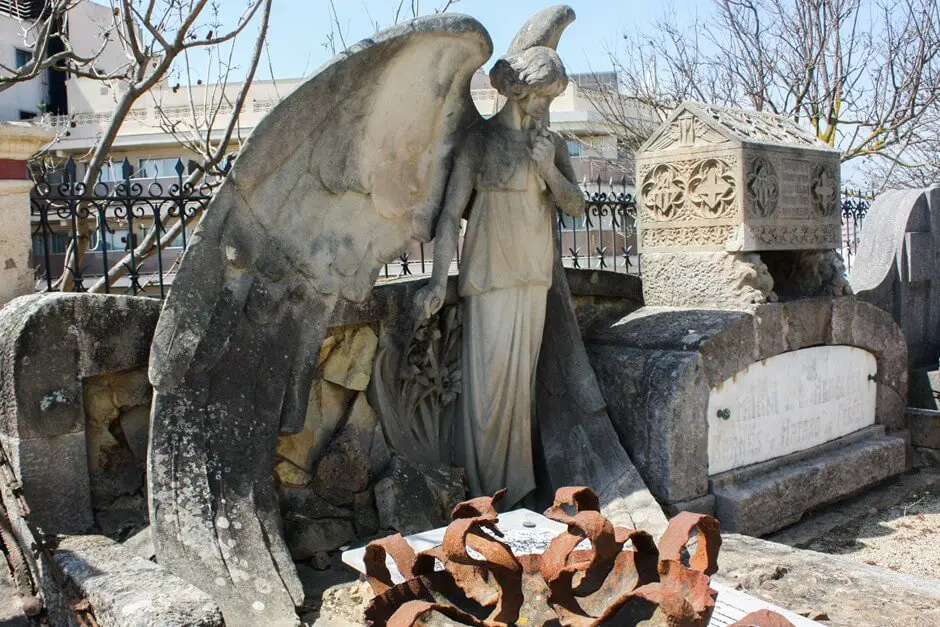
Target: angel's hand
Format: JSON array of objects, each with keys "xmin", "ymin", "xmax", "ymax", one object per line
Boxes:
[
  {"xmin": 531, "ymin": 130, "xmax": 556, "ymax": 174},
  {"xmin": 414, "ymin": 282, "xmax": 446, "ymax": 321}
]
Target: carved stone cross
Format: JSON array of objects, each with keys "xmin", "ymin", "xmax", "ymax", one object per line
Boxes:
[
  {"xmin": 697, "ymin": 165, "xmax": 731, "ymax": 210},
  {"xmin": 814, "ymin": 170, "xmax": 836, "ymax": 212}
]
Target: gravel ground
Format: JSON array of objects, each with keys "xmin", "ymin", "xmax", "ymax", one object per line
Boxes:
[{"xmin": 806, "ymin": 482, "xmax": 940, "ymax": 580}]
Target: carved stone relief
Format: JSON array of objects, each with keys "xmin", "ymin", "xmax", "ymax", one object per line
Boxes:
[
  {"xmin": 641, "ymin": 225, "xmax": 738, "ymax": 249},
  {"xmin": 640, "ymin": 157, "xmax": 737, "ymax": 222},
  {"xmin": 745, "ymin": 156, "xmax": 779, "ymax": 218},
  {"xmin": 370, "ymin": 303, "xmax": 462, "ymax": 467},
  {"xmin": 689, "ymin": 158, "xmax": 736, "ymax": 219},
  {"xmin": 643, "ymin": 112, "xmax": 729, "ymax": 152},
  {"xmin": 745, "ymin": 224, "xmax": 842, "ymax": 248},
  {"xmin": 811, "ymin": 163, "xmax": 839, "ymax": 217},
  {"xmin": 641, "ymin": 163, "xmax": 685, "ymax": 221}
]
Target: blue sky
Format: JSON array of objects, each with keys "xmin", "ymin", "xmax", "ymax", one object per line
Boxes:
[{"xmin": 217, "ymin": 1, "xmax": 703, "ymax": 80}]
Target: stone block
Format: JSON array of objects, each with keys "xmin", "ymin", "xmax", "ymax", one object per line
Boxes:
[
  {"xmin": 715, "ymin": 533, "xmax": 940, "ymax": 626},
  {"xmin": 907, "ymin": 408, "xmax": 940, "ymax": 449},
  {"xmin": 663, "ymin": 493, "xmax": 716, "ymax": 517},
  {"xmin": 904, "ymin": 231, "xmax": 933, "ymax": 282},
  {"xmin": 0, "ymin": 432, "xmax": 93, "ymax": 533},
  {"xmin": 914, "ymin": 447, "xmax": 940, "ymax": 468},
  {"xmin": 374, "ymin": 456, "xmax": 466, "ymax": 536},
  {"xmin": 830, "ymin": 297, "xmax": 908, "ymax": 395},
  {"xmin": 640, "ymin": 252, "xmax": 774, "ymax": 309},
  {"xmin": 52, "ymin": 534, "xmax": 222, "ymax": 626},
  {"xmin": 876, "ymin": 382, "xmax": 906, "ymax": 432},
  {"xmin": 909, "ymin": 367, "xmax": 940, "ymax": 410},
  {"xmin": 587, "ymin": 343, "xmax": 709, "ymax": 503},
  {"xmin": 0, "ymin": 294, "xmax": 160, "ymax": 534},
  {"xmin": 712, "ymin": 434, "xmax": 907, "ymax": 536}
]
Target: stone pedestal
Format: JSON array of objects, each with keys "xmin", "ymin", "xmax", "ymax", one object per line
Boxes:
[
  {"xmin": 0, "ymin": 123, "xmax": 53, "ymax": 307},
  {"xmin": 585, "ymin": 298, "xmax": 909, "ymax": 535}
]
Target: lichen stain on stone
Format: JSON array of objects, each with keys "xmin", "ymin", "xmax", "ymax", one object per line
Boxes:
[{"xmin": 40, "ymin": 389, "xmax": 71, "ymax": 410}]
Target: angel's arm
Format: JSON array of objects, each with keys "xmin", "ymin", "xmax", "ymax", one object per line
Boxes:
[
  {"xmin": 415, "ymin": 131, "xmax": 482, "ymax": 318},
  {"xmin": 533, "ymin": 132, "xmax": 585, "ymax": 217}
]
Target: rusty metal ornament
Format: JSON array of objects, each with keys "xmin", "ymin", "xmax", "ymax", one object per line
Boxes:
[{"xmin": 364, "ymin": 486, "xmax": 794, "ymax": 626}]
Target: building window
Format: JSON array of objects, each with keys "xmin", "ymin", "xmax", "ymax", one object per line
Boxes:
[
  {"xmin": 32, "ymin": 232, "xmax": 70, "ymax": 256},
  {"xmin": 566, "ymin": 139, "xmax": 582, "ymax": 157},
  {"xmin": 136, "ymin": 158, "xmax": 181, "ymax": 179},
  {"xmin": 14, "ymin": 48, "xmax": 32, "ymax": 69},
  {"xmin": 18, "ymin": 111, "xmax": 36, "ymax": 120}
]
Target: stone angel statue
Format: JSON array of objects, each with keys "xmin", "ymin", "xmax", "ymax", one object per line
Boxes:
[{"xmin": 147, "ymin": 6, "xmax": 660, "ymax": 626}]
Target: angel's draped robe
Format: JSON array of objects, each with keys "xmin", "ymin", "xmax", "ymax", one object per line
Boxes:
[{"xmin": 455, "ymin": 127, "xmax": 554, "ymax": 507}]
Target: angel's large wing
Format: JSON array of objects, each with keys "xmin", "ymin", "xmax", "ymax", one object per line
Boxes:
[{"xmin": 147, "ymin": 15, "xmax": 491, "ymax": 626}]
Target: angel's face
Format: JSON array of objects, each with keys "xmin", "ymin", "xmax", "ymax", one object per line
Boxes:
[{"xmin": 521, "ymin": 93, "xmax": 552, "ymax": 123}]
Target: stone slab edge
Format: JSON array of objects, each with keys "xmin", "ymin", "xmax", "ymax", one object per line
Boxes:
[
  {"xmin": 767, "ymin": 469, "xmax": 940, "ymax": 548},
  {"xmin": 713, "ymin": 435, "xmax": 907, "ymax": 536},
  {"xmin": 715, "ymin": 533, "xmax": 940, "ymax": 626},
  {"xmin": 52, "ymin": 535, "xmax": 223, "ymax": 626}
]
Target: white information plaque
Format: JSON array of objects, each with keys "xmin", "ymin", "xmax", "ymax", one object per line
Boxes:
[{"xmin": 707, "ymin": 345, "xmax": 877, "ymax": 475}]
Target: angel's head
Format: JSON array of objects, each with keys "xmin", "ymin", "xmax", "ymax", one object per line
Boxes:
[{"xmin": 490, "ymin": 46, "xmax": 568, "ymax": 121}]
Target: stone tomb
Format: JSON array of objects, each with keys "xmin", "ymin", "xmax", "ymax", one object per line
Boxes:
[
  {"xmin": 587, "ymin": 296, "xmax": 909, "ymax": 537},
  {"xmin": 638, "ymin": 101, "xmax": 842, "ymax": 255},
  {"xmin": 636, "ymin": 101, "xmax": 847, "ymax": 309}
]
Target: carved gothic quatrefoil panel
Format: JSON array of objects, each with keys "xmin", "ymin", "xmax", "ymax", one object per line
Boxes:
[
  {"xmin": 641, "ymin": 163, "xmax": 685, "ymax": 221},
  {"xmin": 688, "ymin": 158, "xmax": 736, "ymax": 219},
  {"xmin": 745, "ymin": 156, "xmax": 779, "ymax": 218},
  {"xmin": 811, "ymin": 163, "xmax": 838, "ymax": 217}
]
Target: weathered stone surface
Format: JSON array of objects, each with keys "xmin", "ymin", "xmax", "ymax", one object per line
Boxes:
[
  {"xmin": 374, "ymin": 456, "xmax": 466, "ymax": 535},
  {"xmin": 122, "ymin": 525, "xmax": 155, "ymax": 561},
  {"xmin": 767, "ymin": 470, "xmax": 940, "ymax": 548},
  {"xmin": 914, "ymin": 446, "xmax": 940, "ymax": 468},
  {"xmin": 284, "ymin": 516, "xmax": 356, "ymax": 560},
  {"xmin": 276, "ymin": 379, "xmax": 350, "ymax": 479},
  {"xmin": 588, "ymin": 344, "xmax": 709, "ymax": 503},
  {"xmin": 52, "ymin": 534, "xmax": 223, "ymax": 626},
  {"xmin": 849, "ymin": 186, "xmax": 940, "ymax": 368},
  {"xmin": 638, "ymin": 101, "xmax": 842, "ymax": 255},
  {"xmin": 322, "ymin": 326, "xmax": 378, "ymax": 392},
  {"xmin": 587, "ymin": 297, "xmax": 909, "ymax": 518},
  {"xmin": 907, "ymin": 408, "xmax": 940, "ymax": 449},
  {"xmin": 909, "ymin": 367, "xmax": 940, "ymax": 410},
  {"xmin": 0, "ymin": 431, "xmax": 93, "ymax": 533},
  {"xmin": 312, "ymin": 426, "xmax": 370, "ymax": 507},
  {"xmin": 663, "ymin": 493, "xmax": 716, "ymax": 517},
  {"xmin": 353, "ymin": 490, "xmax": 380, "ymax": 537},
  {"xmin": 108, "ymin": 368, "xmax": 152, "ymax": 409},
  {"xmin": 278, "ymin": 485, "xmax": 351, "ymax": 520},
  {"xmin": 712, "ymin": 435, "xmax": 907, "ymax": 536},
  {"xmin": 0, "ymin": 293, "xmax": 159, "ymax": 533},
  {"xmin": 275, "ymin": 459, "xmax": 311, "ymax": 487},
  {"xmin": 715, "ymin": 533, "xmax": 940, "ymax": 627},
  {"xmin": 641, "ymin": 252, "xmax": 775, "ymax": 309},
  {"xmin": 119, "ymin": 405, "xmax": 150, "ymax": 461},
  {"xmin": 95, "ymin": 493, "xmax": 147, "ymax": 540},
  {"xmin": 830, "ymin": 297, "xmax": 908, "ymax": 397},
  {"xmin": 368, "ymin": 423, "xmax": 391, "ymax": 478}
]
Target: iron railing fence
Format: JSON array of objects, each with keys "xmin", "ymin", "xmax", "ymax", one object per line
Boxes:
[
  {"xmin": 30, "ymin": 157, "xmax": 217, "ymax": 298},
  {"xmin": 384, "ymin": 176, "xmax": 639, "ymax": 279},
  {"xmin": 839, "ymin": 189, "xmax": 872, "ymax": 273},
  {"xmin": 29, "ymin": 163, "xmax": 872, "ymax": 298}
]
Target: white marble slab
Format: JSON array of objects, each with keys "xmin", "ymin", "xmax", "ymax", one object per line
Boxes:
[
  {"xmin": 707, "ymin": 345, "xmax": 877, "ymax": 475},
  {"xmin": 341, "ymin": 510, "xmax": 818, "ymax": 626}
]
